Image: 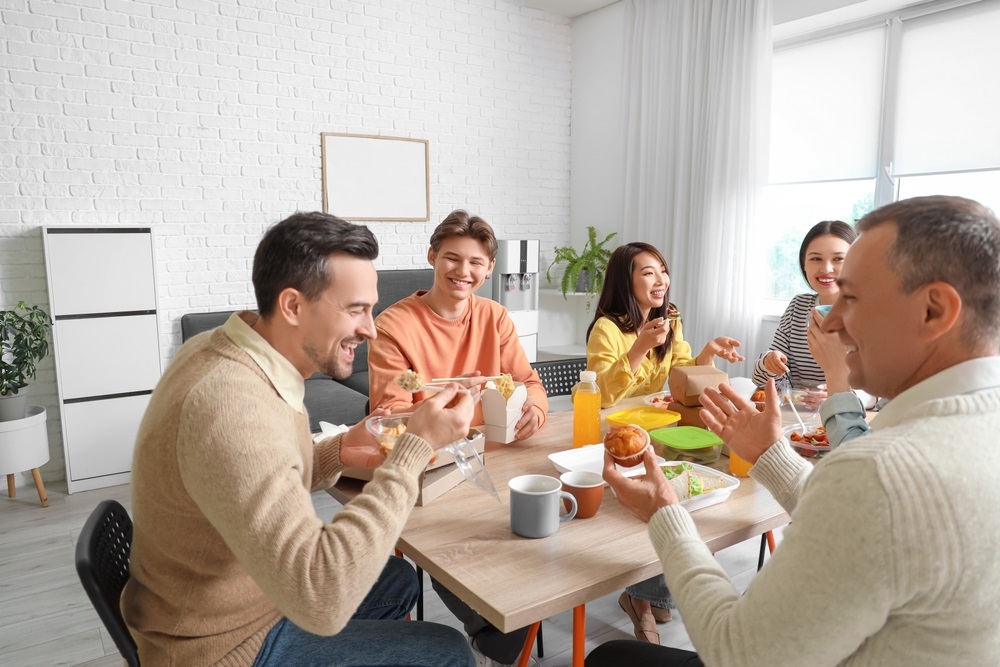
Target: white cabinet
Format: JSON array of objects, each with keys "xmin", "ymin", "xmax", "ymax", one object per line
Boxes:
[{"xmin": 43, "ymin": 228, "xmax": 162, "ymax": 493}]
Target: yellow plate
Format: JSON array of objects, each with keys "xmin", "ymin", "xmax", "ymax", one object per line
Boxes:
[{"xmin": 606, "ymin": 406, "xmax": 681, "ymax": 431}]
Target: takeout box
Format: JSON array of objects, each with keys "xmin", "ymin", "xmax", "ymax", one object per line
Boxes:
[
  {"xmin": 340, "ymin": 429, "xmax": 486, "ymax": 505},
  {"xmin": 668, "ymin": 366, "xmax": 729, "ymax": 407},
  {"xmin": 482, "ymin": 381, "xmax": 527, "ymax": 444}
]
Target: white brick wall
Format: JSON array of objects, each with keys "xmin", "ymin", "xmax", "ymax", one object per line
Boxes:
[{"xmin": 0, "ymin": 0, "xmax": 572, "ymax": 484}]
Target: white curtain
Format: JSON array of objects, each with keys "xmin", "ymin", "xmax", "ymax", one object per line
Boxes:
[{"xmin": 621, "ymin": 0, "xmax": 772, "ymax": 377}]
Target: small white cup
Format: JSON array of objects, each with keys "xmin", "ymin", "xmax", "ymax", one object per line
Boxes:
[{"xmin": 509, "ymin": 474, "xmax": 577, "ymax": 538}]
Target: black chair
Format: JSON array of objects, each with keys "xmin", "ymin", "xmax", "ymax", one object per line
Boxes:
[
  {"xmin": 76, "ymin": 500, "xmax": 140, "ymax": 667},
  {"xmin": 532, "ymin": 357, "xmax": 588, "ymax": 396}
]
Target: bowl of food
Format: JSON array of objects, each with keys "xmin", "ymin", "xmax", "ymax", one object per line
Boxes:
[
  {"xmin": 782, "ymin": 423, "xmax": 831, "ymax": 458},
  {"xmin": 643, "ymin": 391, "xmax": 674, "ymax": 409},
  {"xmin": 649, "ymin": 426, "xmax": 724, "ymax": 464},
  {"xmin": 365, "ymin": 413, "xmax": 412, "ymax": 454},
  {"xmin": 604, "ymin": 424, "xmax": 650, "ymax": 468}
]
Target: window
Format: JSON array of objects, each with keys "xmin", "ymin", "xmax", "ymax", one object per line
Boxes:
[{"xmin": 761, "ymin": 0, "xmax": 1000, "ymax": 301}]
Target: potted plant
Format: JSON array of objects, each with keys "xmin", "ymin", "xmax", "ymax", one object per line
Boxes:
[
  {"xmin": 545, "ymin": 226, "xmax": 617, "ymax": 307},
  {"xmin": 0, "ymin": 301, "xmax": 53, "ymax": 422}
]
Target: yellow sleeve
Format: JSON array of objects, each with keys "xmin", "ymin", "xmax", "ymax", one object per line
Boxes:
[{"xmin": 587, "ymin": 317, "xmax": 645, "ymax": 408}]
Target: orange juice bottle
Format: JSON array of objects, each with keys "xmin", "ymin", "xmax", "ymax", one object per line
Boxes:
[
  {"xmin": 572, "ymin": 371, "xmax": 602, "ymax": 448},
  {"xmin": 728, "ymin": 450, "xmax": 752, "ymax": 477}
]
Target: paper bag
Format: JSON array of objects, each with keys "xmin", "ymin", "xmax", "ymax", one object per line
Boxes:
[{"xmin": 667, "ymin": 366, "xmax": 729, "ymax": 407}]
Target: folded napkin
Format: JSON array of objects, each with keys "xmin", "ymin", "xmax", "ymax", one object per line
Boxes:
[{"xmin": 313, "ymin": 421, "xmax": 349, "ymax": 444}]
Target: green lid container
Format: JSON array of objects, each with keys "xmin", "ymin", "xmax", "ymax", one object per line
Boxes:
[{"xmin": 649, "ymin": 426, "xmax": 723, "ymax": 463}]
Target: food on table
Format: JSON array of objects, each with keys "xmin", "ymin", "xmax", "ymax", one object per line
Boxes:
[
  {"xmin": 604, "ymin": 425, "xmax": 649, "ymax": 467},
  {"xmin": 397, "ymin": 369, "xmax": 422, "ymax": 392},
  {"xmin": 661, "ymin": 462, "xmax": 725, "ymax": 500},
  {"xmin": 648, "ymin": 393, "xmax": 673, "ymax": 408},
  {"xmin": 788, "ymin": 425, "xmax": 828, "ymax": 446},
  {"xmin": 788, "ymin": 425, "xmax": 829, "ymax": 458},
  {"xmin": 751, "ymin": 389, "xmax": 766, "ymax": 412},
  {"xmin": 494, "ymin": 372, "xmax": 515, "ymax": 400}
]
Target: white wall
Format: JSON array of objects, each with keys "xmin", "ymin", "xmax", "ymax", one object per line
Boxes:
[{"xmin": 0, "ymin": 0, "xmax": 573, "ymax": 483}]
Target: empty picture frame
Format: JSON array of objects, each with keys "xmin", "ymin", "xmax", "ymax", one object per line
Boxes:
[{"xmin": 321, "ymin": 132, "xmax": 430, "ymax": 221}]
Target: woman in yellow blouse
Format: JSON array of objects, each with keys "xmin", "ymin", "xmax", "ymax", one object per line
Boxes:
[
  {"xmin": 586, "ymin": 241, "xmax": 743, "ymax": 644},
  {"xmin": 586, "ymin": 242, "xmax": 743, "ymax": 408}
]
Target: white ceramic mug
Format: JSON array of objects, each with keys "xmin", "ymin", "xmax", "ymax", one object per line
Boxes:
[{"xmin": 509, "ymin": 474, "xmax": 577, "ymax": 538}]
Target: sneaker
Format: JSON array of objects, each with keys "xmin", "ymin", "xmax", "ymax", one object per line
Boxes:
[{"xmin": 469, "ymin": 637, "xmax": 538, "ymax": 667}]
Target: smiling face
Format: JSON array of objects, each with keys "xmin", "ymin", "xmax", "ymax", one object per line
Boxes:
[
  {"xmin": 803, "ymin": 234, "xmax": 851, "ymax": 302},
  {"xmin": 821, "ymin": 224, "xmax": 927, "ymax": 398},
  {"xmin": 298, "ymin": 254, "xmax": 378, "ymax": 380},
  {"xmin": 427, "ymin": 236, "xmax": 496, "ymax": 303},
  {"xmin": 630, "ymin": 251, "xmax": 670, "ymax": 314}
]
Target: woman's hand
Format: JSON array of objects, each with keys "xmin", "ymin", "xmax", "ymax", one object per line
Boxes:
[
  {"xmin": 762, "ymin": 350, "xmax": 789, "ymax": 376},
  {"xmin": 627, "ymin": 317, "xmax": 669, "ymax": 372},
  {"xmin": 697, "ymin": 336, "xmax": 744, "ymax": 366},
  {"xmin": 634, "ymin": 317, "xmax": 668, "ymax": 355}
]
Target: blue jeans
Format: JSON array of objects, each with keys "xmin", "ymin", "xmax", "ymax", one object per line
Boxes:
[
  {"xmin": 626, "ymin": 574, "xmax": 674, "ymax": 609},
  {"xmin": 254, "ymin": 556, "xmax": 474, "ymax": 667}
]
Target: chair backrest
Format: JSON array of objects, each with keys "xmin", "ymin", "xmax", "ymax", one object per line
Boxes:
[
  {"xmin": 75, "ymin": 500, "xmax": 140, "ymax": 667},
  {"xmin": 531, "ymin": 357, "xmax": 588, "ymax": 397}
]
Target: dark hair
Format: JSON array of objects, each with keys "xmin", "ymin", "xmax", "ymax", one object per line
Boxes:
[
  {"xmin": 858, "ymin": 196, "xmax": 1000, "ymax": 348},
  {"xmin": 586, "ymin": 242, "xmax": 673, "ymax": 363},
  {"xmin": 252, "ymin": 212, "xmax": 378, "ymax": 318},
  {"xmin": 429, "ymin": 210, "xmax": 499, "ymax": 260},
  {"xmin": 798, "ymin": 220, "xmax": 858, "ymax": 284}
]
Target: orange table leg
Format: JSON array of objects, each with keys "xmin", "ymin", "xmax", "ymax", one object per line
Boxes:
[
  {"xmin": 766, "ymin": 529, "xmax": 776, "ymax": 553},
  {"xmin": 6, "ymin": 474, "xmax": 14, "ymax": 499},
  {"xmin": 573, "ymin": 604, "xmax": 586, "ymax": 667},
  {"xmin": 516, "ymin": 622, "xmax": 540, "ymax": 667}
]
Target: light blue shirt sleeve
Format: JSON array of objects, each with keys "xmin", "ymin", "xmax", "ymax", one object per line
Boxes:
[{"xmin": 819, "ymin": 392, "xmax": 871, "ymax": 448}]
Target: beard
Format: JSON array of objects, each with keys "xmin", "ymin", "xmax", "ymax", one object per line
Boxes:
[{"xmin": 305, "ymin": 337, "xmax": 360, "ymax": 381}]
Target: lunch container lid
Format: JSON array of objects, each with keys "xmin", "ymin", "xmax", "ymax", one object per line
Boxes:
[
  {"xmin": 606, "ymin": 406, "xmax": 681, "ymax": 431},
  {"xmin": 649, "ymin": 425, "xmax": 723, "ymax": 450}
]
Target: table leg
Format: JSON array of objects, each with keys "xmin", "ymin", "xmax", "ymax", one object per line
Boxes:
[
  {"xmin": 765, "ymin": 529, "xmax": 776, "ymax": 553},
  {"xmin": 31, "ymin": 468, "xmax": 48, "ymax": 508},
  {"xmin": 516, "ymin": 622, "xmax": 540, "ymax": 667},
  {"xmin": 573, "ymin": 604, "xmax": 586, "ymax": 667},
  {"xmin": 6, "ymin": 474, "xmax": 14, "ymax": 499}
]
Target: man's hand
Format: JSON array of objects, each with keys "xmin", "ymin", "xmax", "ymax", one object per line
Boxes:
[
  {"xmin": 699, "ymin": 379, "xmax": 782, "ymax": 465},
  {"xmin": 763, "ymin": 350, "xmax": 789, "ymax": 376},
  {"xmin": 514, "ymin": 395, "xmax": 542, "ymax": 441},
  {"xmin": 406, "ymin": 384, "xmax": 475, "ymax": 450},
  {"xmin": 340, "ymin": 407, "xmax": 390, "ymax": 469},
  {"xmin": 807, "ymin": 308, "xmax": 851, "ymax": 393},
  {"xmin": 603, "ymin": 448, "xmax": 677, "ymax": 523}
]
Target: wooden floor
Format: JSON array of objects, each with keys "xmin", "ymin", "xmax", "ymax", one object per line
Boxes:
[{"xmin": 0, "ymin": 480, "xmax": 774, "ymax": 666}]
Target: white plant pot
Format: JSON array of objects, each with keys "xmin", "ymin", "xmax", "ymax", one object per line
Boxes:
[
  {"xmin": 0, "ymin": 392, "xmax": 28, "ymax": 422},
  {"xmin": 0, "ymin": 405, "xmax": 50, "ymax": 474}
]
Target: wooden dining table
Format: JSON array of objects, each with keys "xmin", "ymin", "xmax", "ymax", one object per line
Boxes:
[{"xmin": 329, "ymin": 397, "xmax": 791, "ymax": 667}]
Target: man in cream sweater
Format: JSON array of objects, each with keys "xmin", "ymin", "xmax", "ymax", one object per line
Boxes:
[
  {"xmin": 122, "ymin": 213, "xmax": 476, "ymax": 666},
  {"xmin": 591, "ymin": 195, "xmax": 1000, "ymax": 666}
]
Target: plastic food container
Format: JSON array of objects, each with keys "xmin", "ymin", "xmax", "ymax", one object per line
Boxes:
[
  {"xmin": 649, "ymin": 426, "xmax": 724, "ymax": 463},
  {"xmin": 606, "ymin": 406, "xmax": 681, "ymax": 431},
  {"xmin": 782, "ymin": 424, "xmax": 832, "ymax": 459}
]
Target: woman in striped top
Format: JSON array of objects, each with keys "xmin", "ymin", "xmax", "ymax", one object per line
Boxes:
[{"xmin": 752, "ymin": 220, "xmax": 857, "ymax": 391}]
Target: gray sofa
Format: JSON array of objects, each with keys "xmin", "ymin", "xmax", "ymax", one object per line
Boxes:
[{"xmin": 180, "ymin": 268, "xmax": 434, "ymax": 432}]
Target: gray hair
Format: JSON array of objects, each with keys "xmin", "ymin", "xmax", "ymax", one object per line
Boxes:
[{"xmin": 857, "ymin": 195, "xmax": 1000, "ymax": 348}]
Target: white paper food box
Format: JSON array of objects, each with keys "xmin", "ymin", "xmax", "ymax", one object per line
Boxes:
[{"xmin": 482, "ymin": 381, "xmax": 527, "ymax": 444}]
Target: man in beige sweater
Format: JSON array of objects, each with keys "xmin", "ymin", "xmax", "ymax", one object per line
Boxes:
[
  {"xmin": 122, "ymin": 212, "xmax": 476, "ymax": 666},
  {"xmin": 591, "ymin": 196, "xmax": 1000, "ymax": 666}
]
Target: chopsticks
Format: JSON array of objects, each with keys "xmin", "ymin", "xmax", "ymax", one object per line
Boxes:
[{"xmin": 429, "ymin": 376, "xmax": 503, "ymax": 383}]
